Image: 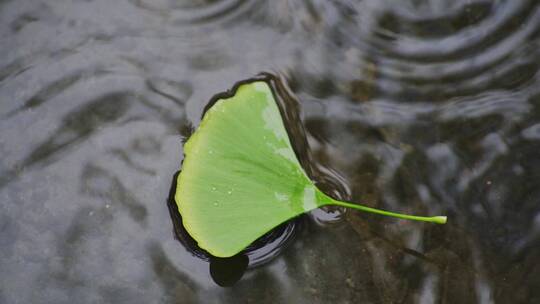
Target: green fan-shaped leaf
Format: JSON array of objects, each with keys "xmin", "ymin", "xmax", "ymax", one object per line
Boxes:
[{"xmin": 175, "ymin": 79, "xmax": 446, "ymax": 258}]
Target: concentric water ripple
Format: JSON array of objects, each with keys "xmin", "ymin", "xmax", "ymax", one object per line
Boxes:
[
  {"xmin": 128, "ymin": 0, "xmax": 262, "ymax": 26},
  {"xmin": 291, "ymin": 0, "xmax": 540, "ymax": 102}
]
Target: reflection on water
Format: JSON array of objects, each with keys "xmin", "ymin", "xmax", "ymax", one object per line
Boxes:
[{"xmin": 1, "ymin": 0, "xmax": 539, "ymax": 303}]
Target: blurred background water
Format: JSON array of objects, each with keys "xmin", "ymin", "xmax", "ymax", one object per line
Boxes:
[{"xmin": 1, "ymin": 0, "xmax": 540, "ymax": 303}]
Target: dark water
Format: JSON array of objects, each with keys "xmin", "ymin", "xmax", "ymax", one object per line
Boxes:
[{"xmin": 1, "ymin": 0, "xmax": 540, "ymax": 303}]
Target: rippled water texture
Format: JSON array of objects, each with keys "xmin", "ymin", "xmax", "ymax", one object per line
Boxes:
[{"xmin": 1, "ymin": 0, "xmax": 540, "ymax": 303}]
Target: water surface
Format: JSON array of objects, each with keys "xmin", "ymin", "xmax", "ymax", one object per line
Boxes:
[{"xmin": 1, "ymin": 0, "xmax": 540, "ymax": 303}]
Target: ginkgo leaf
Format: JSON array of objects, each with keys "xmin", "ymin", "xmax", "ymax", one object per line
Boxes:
[{"xmin": 175, "ymin": 76, "xmax": 446, "ymax": 258}]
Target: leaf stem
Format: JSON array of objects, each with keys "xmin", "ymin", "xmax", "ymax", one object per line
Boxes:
[{"xmin": 331, "ymin": 200, "xmax": 447, "ymax": 224}]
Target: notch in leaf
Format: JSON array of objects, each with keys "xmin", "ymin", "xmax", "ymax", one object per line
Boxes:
[{"xmin": 175, "ymin": 75, "xmax": 446, "ymax": 258}]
